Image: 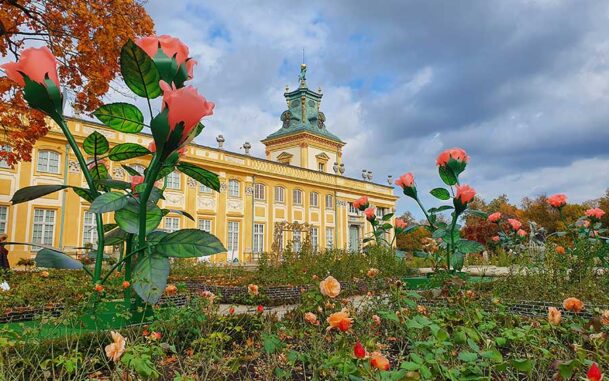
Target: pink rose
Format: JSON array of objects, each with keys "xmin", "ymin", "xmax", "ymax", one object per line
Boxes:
[
  {"xmin": 364, "ymin": 207, "xmax": 376, "ymax": 221},
  {"xmin": 585, "ymin": 208, "xmax": 606, "ymax": 220},
  {"xmin": 352, "ymin": 196, "xmax": 369, "ymax": 211},
  {"xmin": 136, "ymin": 35, "xmax": 190, "ymax": 66},
  {"xmin": 517, "ymin": 229, "xmax": 527, "ymax": 237},
  {"xmin": 395, "ymin": 172, "xmax": 415, "ymax": 188},
  {"xmin": 507, "ymin": 218, "xmax": 522, "ymax": 231},
  {"xmin": 455, "ymin": 184, "xmax": 476, "ymax": 204},
  {"xmin": 547, "ymin": 193, "xmax": 567, "ymax": 208},
  {"xmin": 491, "ymin": 236, "xmax": 500, "ymax": 243},
  {"xmin": 1, "ymin": 47, "xmax": 60, "ymax": 88},
  {"xmin": 394, "ymin": 218, "xmax": 407, "ymax": 229},
  {"xmin": 160, "ymin": 81, "xmax": 214, "ymax": 145},
  {"xmin": 436, "ymin": 147, "xmax": 469, "ymax": 167},
  {"xmin": 131, "ymin": 175, "xmax": 145, "ymax": 191},
  {"xmin": 488, "ymin": 212, "xmax": 501, "ymax": 223}
]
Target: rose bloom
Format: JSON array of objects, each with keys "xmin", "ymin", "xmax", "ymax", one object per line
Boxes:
[
  {"xmin": 40, "ymin": 271, "xmax": 49, "ymax": 278},
  {"xmin": 160, "ymin": 80, "xmax": 214, "ymax": 144},
  {"xmin": 228, "ymin": 307, "xmax": 235, "ymax": 315},
  {"xmin": 601, "ymin": 310, "xmax": 609, "ymax": 326},
  {"xmin": 487, "ymin": 212, "xmax": 502, "ymax": 223},
  {"xmin": 165, "ymin": 284, "xmax": 178, "ymax": 295},
  {"xmin": 417, "ymin": 305, "xmax": 429, "ymax": 315},
  {"xmin": 326, "ymin": 309, "xmax": 353, "ymax": 332},
  {"xmin": 547, "ymin": 193, "xmax": 567, "ymax": 208},
  {"xmin": 1, "ymin": 46, "xmax": 60, "ymax": 88},
  {"xmin": 367, "ymin": 268, "xmax": 379, "ymax": 278},
  {"xmin": 304, "ymin": 312, "xmax": 319, "ymax": 325},
  {"xmin": 465, "ymin": 290, "xmax": 476, "ymax": 299},
  {"xmin": 507, "ymin": 218, "xmax": 522, "ymax": 231},
  {"xmin": 354, "ymin": 341, "xmax": 367, "ymax": 359},
  {"xmin": 455, "ymin": 184, "xmax": 476, "ymax": 204},
  {"xmin": 517, "ymin": 229, "xmax": 527, "ymax": 237},
  {"xmin": 200, "ymin": 290, "xmax": 216, "ymax": 303},
  {"xmin": 372, "ymin": 315, "xmax": 381, "ymax": 325},
  {"xmin": 586, "ymin": 208, "xmax": 606, "ymax": 220},
  {"xmin": 555, "ymin": 246, "xmax": 566, "ymax": 255},
  {"xmin": 436, "ymin": 147, "xmax": 469, "ymax": 167},
  {"xmin": 364, "ymin": 207, "xmax": 376, "ymax": 221},
  {"xmin": 352, "ymin": 196, "xmax": 368, "ymax": 210},
  {"xmin": 257, "ymin": 305, "xmax": 264, "ymax": 313},
  {"xmin": 95, "ymin": 284, "xmax": 104, "ymax": 293},
  {"xmin": 491, "ymin": 236, "xmax": 500, "ymax": 243},
  {"xmin": 587, "ymin": 363, "xmax": 603, "ymax": 381},
  {"xmin": 136, "ymin": 35, "xmax": 196, "ymax": 79},
  {"xmin": 395, "ymin": 172, "xmax": 415, "ymax": 188},
  {"xmin": 370, "ymin": 352, "xmax": 390, "ymax": 371},
  {"xmin": 148, "ymin": 331, "xmax": 161, "ymax": 341},
  {"xmin": 122, "ymin": 281, "xmax": 130, "ymax": 289},
  {"xmin": 548, "ymin": 307, "xmax": 562, "ymax": 325},
  {"xmin": 394, "ymin": 218, "xmax": 408, "ymax": 229},
  {"xmin": 563, "ymin": 297, "xmax": 584, "ymax": 313},
  {"xmin": 247, "ymin": 284, "xmax": 259, "ymax": 296},
  {"xmin": 105, "ymin": 331, "xmax": 126, "ymax": 363},
  {"xmin": 319, "ymin": 276, "xmax": 341, "ymax": 298}
]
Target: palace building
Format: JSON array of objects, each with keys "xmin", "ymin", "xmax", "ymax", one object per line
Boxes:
[{"xmin": 0, "ymin": 66, "xmax": 398, "ymax": 265}]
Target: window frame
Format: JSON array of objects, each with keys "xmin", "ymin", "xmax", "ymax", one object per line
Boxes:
[
  {"xmin": 228, "ymin": 179, "xmax": 240, "ymax": 197},
  {"xmin": 311, "ymin": 226, "xmax": 318, "ymax": 250},
  {"xmin": 253, "ymin": 223, "xmax": 264, "ymax": 253},
  {"xmin": 82, "ymin": 211, "xmax": 98, "ymax": 246},
  {"xmin": 310, "ymin": 192, "xmax": 319, "ymax": 208},
  {"xmin": 32, "ymin": 208, "xmax": 56, "ymax": 247},
  {"xmin": 293, "ymin": 189, "xmax": 303, "ymax": 205},
  {"xmin": 0, "ymin": 145, "xmax": 12, "ymax": 169},
  {"xmin": 36, "ymin": 150, "xmax": 61, "ymax": 174},
  {"xmin": 164, "ymin": 216, "xmax": 180, "ymax": 233},
  {"xmin": 325, "ymin": 194, "xmax": 334, "ymax": 210},
  {"xmin": 254, "ymin": 183, "xmax": 266, "ymax": 201},
  {"xmin": 166, "ymin": 171, "xmax": 181, "ymax": 190},
  {"xmin": 198, "ymin": 218, "xmax": 212, "ymax": 233},
  {"xmin": 326, "ymin": 227, "xmax": 334, "ymax": 249},
  {"xmin": 0, "ymin": 205, "xmax": 8, "ymax": 234},
  {"xmin": 275, "ymin": 186, "xmax": 285, "ymax": 203}
]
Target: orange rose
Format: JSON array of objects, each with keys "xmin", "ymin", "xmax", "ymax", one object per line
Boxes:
[
  {"xmin": 104, "ymin": 331, "xmax": 126, "ymax": 363},
  {"xmin": 304, "ymin": 312, "xmax": 319, "ymax": 325},
  {"xmin": 548, "ymin": 307, "xmax": 561, "ymax": 325},
  {"xmin": 547, "ymin": 193, "xmax": 567, "ymax": 208},
  {"xmin": 122, "ymin": 281, "xmax": 130, "ymax": 289},
  {"xmin": 94, "ymin": 284, "xmax": 104, "ymax": 293},
  {"xmin": 326, "ymin": 309, "xmax": 353, "ymax": 332},
  {"xmin": 555, "ymin": 246, "xmax": 566, "ymax": 255},
  {"xmin": 436, "ymin": 147, "xmax": 469, "ymax": 167},
  {"xmin": 455, "ymin": 184, "xmax": 476, "ymax": 204},
  {"xmin": 370, "ymin": 352, "xmax": 390, "ymax": 371},
  {"xmin": 563, "ymin": 297, "xmax": 584, "ymax": 313},
  {"xmin": 248, "ymin": 284, "xmax": 259, "ymax": 296},
  {"xmin": 165, "ymin": 284, "xmax": 178, "ymax": 295},
  {"xmin": 367, "ymin": 268, "xmax": 379, "ymax": 278},
  {"xmin": 319, "ymin": 276, "xmax": 341, "ymax": 298},
  {"xmin": 40, "ymin": 271, "xmax": 49, "ymax": 278},
  {"xmin": 600, "ymin": 310, "xmax": 609, "ymax": 326}
]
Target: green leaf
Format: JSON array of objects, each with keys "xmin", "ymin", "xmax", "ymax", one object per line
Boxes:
[
  {"xmin": 457, "ymin": 351, "xmax": 478, "ymax": 363},
  {"xmin": 382, "ymin": 212, "xmax": 394, "ymax": 221},
  {"xmin": 457, "ymin": 239, "xmax": 485, "ymax": 254},
  {"xmin": 93, "ymin": 102, "xmax": 145, "ymax": 133},
  {"xmin": 161, "ymin": 209, "xmax": 195, "ymax": 221},
  {"xmin": 432, "ymin": 228, "xmax": 446, "ymax": 239},
  {"xmin": 120, "ymin": 39, "xmax": 162, "ymax": 99},
  {"xmin": 430, "ymin": 187, "xmax": 451, "ymax": 200},
  {"xmin": 481, "ymin": 350, "xmax": 503, "ymax": 363},
  {"xmin": 104, "ymin": 227, "xmax": 128, "ymax": 246},
  {"xmin": 155, "ymin": 164, "xmax": 175, "ymax": 180},
  {"xmin": 90, "ymin": 163, "xmax": 109, "ymax": 181},
  {"xmin": 428, "ymin": 205, "xmax": 454, "ymax": 214},
  {"xmin": 262, "ymin": 333, "xmax": 284, "ymax": 354},
  {"xmin": 451, "ymin": 251, "xmax": 465, "ymax": 271},
  {"xmin": 96, "ymin": 179, "xmax": 131, "ymax": 190},
  {"xmin": 122, "ymin": 164, "xmax": 144, "ymax": 177},
  {"xmin": 467, "ymin": 209, "xmax": 489, "ymax": 219},
  {"xmin": 114, "ymin": 199, "xmax": 162, "ymax": 234},
  {"xmin": 154, "ymin": 229, "xmax": 226, "ymax": 258},
  {"xmin": 83, "ymin": 131, "xmax": 109, "ymax": 156},
  {"xmin": 35, "ymin": 248, "xmax": 83, "ymax": 270},
  {"xmin": 89, "ymin": 192, "xmax": 129, "ymax": 213},
  {"xmin": 511, "ymin": 359, "xmax": 535, "ymax": 373},
  {"xmin": 438, "ymin": 166, "xmax": 457, "ymax": 186},
  {"xmin": 176, "ymin": 162, "xmax": 219, "ymax": 191},
  {"xmin": 132, "ymin": 253, "xmax": 170, "ymax": 304},
  {"xmin": 558, "ymin": 360, "xmax": 578, "ymax": 379},
  {"xmin": 72, "ymin": 187, "xmax": 96, "ymax": 203},
  {"xmin": 11, "ymin": 185, "xmax": 69, "ymax": 205},
  {"xmin": 413, "ymin": 251, "xmax": 429, "ymax": 259},
  {"xmin": 108, "ymin": 143, "xmax": 151, "ymax": 161}
]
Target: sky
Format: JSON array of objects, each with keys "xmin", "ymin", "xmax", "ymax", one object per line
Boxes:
[{"xmin": 138, "ymin": 0, "xmax": 609, "ymax": 217}]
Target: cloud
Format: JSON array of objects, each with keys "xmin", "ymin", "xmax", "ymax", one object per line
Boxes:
[{"xmin": 139, "ymin": 0, "xmax": 609, "ymax": 216}]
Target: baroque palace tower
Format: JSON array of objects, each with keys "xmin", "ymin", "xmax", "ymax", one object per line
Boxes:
[{"xmin": 0, "ymin": 66, "xmax": 397, "ymax": 265}]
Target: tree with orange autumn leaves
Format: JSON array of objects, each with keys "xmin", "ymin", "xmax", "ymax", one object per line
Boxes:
[{"xmin": 0, "ymin": 0, "xmax": 154, "ymax": 166}]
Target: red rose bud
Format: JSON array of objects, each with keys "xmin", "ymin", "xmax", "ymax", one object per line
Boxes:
[
  {"xmin": 364, "ymin": 207, "xmax": 376, "ymax": 221},
  {"xmin": 354, "ymin": 341, "xmax": 366, "ymax": 359},
  {"xmin": 395, "ymin": 172, "xmax": 418, "ymax": 198},
  {"xmin": 547, "ymin": 193, "xmax": 567, "ymax": 209},
  {"xmin": 454, "ymin": 184, "xmax": 476, "ymax": 214},
  {"xmin": 136, "ymin": 35, "xmax": 197, "ymax": 85},
  {"xmin": 229, "ymin": 307, "xmax": 235, "ymax": 315},
  {"xmin": 257, "ymin": 305, "xmax": 264, "ymax": 313},
  {"xmin": 436, "ymin": 147, "xmax": 469, "ymax": 167},
  {"xmin": 352, "ymin": 196, "xmax": 369, "ymax": 211},
  {"xmin": 1, "ymin": 47, "xmax": 63, "ymax": 116},
  {"xmin": 587, "ymin": 363, "xmax": 603, "ymax": 381}
]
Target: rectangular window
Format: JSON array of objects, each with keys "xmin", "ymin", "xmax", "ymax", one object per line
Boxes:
[
  {"xmin": 227, "ymin": 221, "xmax": 239, "ymax": 253},
  {"xmin": 166, "ymin": 172, "xmax": 181, "ymax": 189},
  {"xmin": 293, "ymin": 189, "xmax": 302, "ymax": 205},
  {"xmin": 348, "ymin": 202, "xmax": 358, "ymax": 215},
  {"xmin": 82, "ymin": 211, "xmax": 98, "ymax": 246},
  {"xmin": 32, "ymin": 209, "xmax": 55, "ymax": 246},
  {"xmin": 228, "ymin": 180, "xmax": 240, "ymax": 197},
  {"xmin": 326, "ymin": 227, "xmax": 334, "ymax": 249},
  {"xmin": 254, "ymin": 183, "xmax": 265, "ymax": 200},
  {"xmin": 275, "ymin": 187, "xmax": 285, "ymax": 203},
  {"xmin": 310, "ymin": 192, "xmax": 319, "ymax": 207},
  {"xmin": 164, "ymin": 217, "xmax": 180, "ymax": 233},
  {"xmin": 376, "ymin": 207, "xmax": 388, "ymax": 218},
  {"xmin": 325, "ymin": 194, "xmax": 333, "ymax": 210},
  {"xmin": 198, "ymin": 218, "xmax": 212, "ymax": 233},
  {"xmin": 0, "ymin": 145, "xmax": 11, "ymax": 168},
  {"xmin": 0, "ymin": 206, "xmax": 7, "ymax": 233},
  {"xmin": 253, "ymin": 223, "xmax": 264, "ymax": 253},
  {"xmin": 311, "ymin": 227, "xmax": 318, "ymax": 250},
  {"xmin": 37, "ymin": 150, "xmax": 60, "ymax": 174},
  {"xmin": 199, "ymin": 184, "xmax": 212, "ymax": 193},
  {"xmin": 293, "ymin": 230, "xmax": 301, "ymax": 252},
  {"xmin": 318, "ymin": 162, "xmax": 325, "ymax": 172}
]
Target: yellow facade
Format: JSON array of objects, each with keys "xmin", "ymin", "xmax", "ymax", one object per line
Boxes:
[{"xmin": 0, "ymin": 69, "xmax": 398, "ymax": 265}]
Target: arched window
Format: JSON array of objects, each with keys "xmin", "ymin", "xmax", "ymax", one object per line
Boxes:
[
  {"xmin": 310, "ymin": 192, "xmax": 319, "ymax": 207},
  {"xmin": 37, "ymin": 150, "xmax": 60, "ymax": 174},
  {"xmin": 274, "ymin": 186, "xmax": 285, "ymax": 203},
  {"xmin": 293, "ymin": 189, "xmax": 303, "ymax": 205},
  {"xmin": 166, "ymin": 171, "xmax": 181, "ymax": 189},
  {"xmin": 254, "ymin": 183, "xmax": 266, "ymax": 200},
  {"xmin": 325, "ymin": 194, "xmax": 334, "ymax": 210},
  {"xmin": 228, "ymin": 179, "xmax": 240, "ymax": 197}
]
